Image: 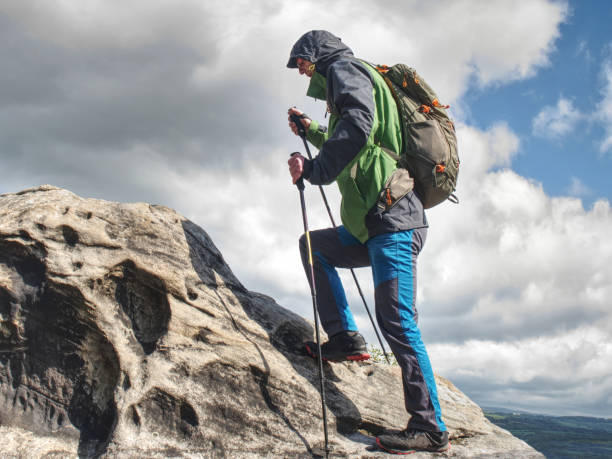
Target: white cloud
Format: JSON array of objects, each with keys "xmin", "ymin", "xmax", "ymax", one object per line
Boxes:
[
  {"xmin": 532, "ymin": 97, "xmax": 584, "ymax": 139},
  {"xmin": 575, "ymin": 39, "xmax": 593, "ymax": 61},
  {"xmin": 597, "ymin": 59, "xmax": 612, "ymax": 153},
  {"xmin": 567, "ymin": 177, "xmax": 591, "ymax": 197},
  {"xmin": 430, "ymin": 325, "xmax": 612, "ymax": 416},
  {"xmin": 456, "ymin": 122, "xmax": 520, "ymax": 180},
  {"xmin": 306, "ymin": 0, "xmax": 569, "ymax": 105},
  {"xmin": 418, "ymin": 123, "xmax": 612, "ymax": 416},
  {"xmin": 527, "ymin": 47, "xmax": 612, "ymax": 155},
  {"xmin": 423, "ymin": 124, "xmax": 612, "ymax": 338}
]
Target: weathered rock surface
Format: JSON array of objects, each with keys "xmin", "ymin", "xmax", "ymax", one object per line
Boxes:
[{"xmin": 0, "ymin": 186, "xmax": 543, "ymax": 458}]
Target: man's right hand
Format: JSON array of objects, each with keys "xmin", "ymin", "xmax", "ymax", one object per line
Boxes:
[
  {"xmin": 288, "ymin": 107, "xmax": 311, "ymax": 136},
  {"xmin": 288, "ymin": 153, "xmax": 305, "ymax": 184}
]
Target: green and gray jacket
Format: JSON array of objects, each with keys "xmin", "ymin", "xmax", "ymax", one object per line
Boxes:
[{"xmin": 288, "ymin": 30, "xmax": 427, "ymax": 243}]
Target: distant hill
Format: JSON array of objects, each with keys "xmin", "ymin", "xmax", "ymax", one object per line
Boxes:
[{"xmin": 484, "ymin": 409, "xmax": 612, "ymax": 459}]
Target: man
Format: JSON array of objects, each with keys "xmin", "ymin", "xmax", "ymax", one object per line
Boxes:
[{"xmin": 286, "ymin": 30, "xmax": 449, "ymax": 454}]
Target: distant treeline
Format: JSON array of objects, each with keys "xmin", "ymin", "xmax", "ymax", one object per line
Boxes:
[{"xmin": 484, "ymin": 410, "xmax": 612, "ymax": 459}]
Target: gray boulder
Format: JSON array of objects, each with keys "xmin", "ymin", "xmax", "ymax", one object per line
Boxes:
[{"xmin": 0, "ymin": 186, "xmax": 543, "ymax": 458}]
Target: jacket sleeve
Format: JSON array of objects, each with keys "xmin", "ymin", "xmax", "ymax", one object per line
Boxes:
[
  {"xmin": 306, "ymin": 120, "xmax": 328, "ymax": 149},
  {"xmin": 304, "ymin": 60, "xmax": 375, "ymax": 185}
]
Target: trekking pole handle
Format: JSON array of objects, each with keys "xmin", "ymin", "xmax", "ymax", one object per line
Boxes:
[
  {"xmin": 290, "ymin": 113, "xmax": 308, "ymax": 139},
  {"xmin": 290, "ymin": 152, "xmax": 305, "ymax": 191}
]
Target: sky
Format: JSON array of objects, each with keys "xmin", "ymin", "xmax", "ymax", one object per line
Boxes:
[{"xmin": 1, "ymin": 0, "xmax": 611, "ymax": 418}]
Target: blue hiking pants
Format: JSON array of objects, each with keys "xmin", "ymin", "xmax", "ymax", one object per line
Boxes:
[{"xmin": 299, "ymin": 226, "xmax": 446, "ymax": 433}]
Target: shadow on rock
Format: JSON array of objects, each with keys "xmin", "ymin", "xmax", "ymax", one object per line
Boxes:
[
  {"xmin": 97, "ymin": 259, "xmax": 171, "ymax": 355},
  {"xmin": 0, "ymin": 238, "xmax": 120, "ymax": 458},
  {"xmin": 182, "ymin": 220, "xmax": 365, "ymax": 457}
]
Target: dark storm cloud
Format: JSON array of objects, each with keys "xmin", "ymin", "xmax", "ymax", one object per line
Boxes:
[
  {"xmin": 451, "ymin": 373, "xmax": 612, "ymax": 417},
  {"xmin": 0, "ymin": 0, "xmax": 286, "ymax": 187}
]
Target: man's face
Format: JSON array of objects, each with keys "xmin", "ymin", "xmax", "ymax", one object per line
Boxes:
[{"xmin": 296, "ymin": 57, "xmax": 315, "ymax": 78}]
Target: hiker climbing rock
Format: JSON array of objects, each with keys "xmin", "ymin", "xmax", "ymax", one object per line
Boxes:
[{"xmin": 286, "ymin": 30, "xmax": 450, "ymax": 454}]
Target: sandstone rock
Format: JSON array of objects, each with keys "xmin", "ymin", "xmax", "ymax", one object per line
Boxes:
[{"xmin": 0, "ymin": 186, "xmax": 543, "ymax": 458}]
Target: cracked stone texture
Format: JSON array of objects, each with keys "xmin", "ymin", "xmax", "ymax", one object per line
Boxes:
[{"xmin": 0, "ymin": 185, "xmax": 544, "ymax": 458}]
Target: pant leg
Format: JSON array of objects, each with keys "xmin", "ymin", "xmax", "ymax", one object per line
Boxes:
[
  {"xmin": 366, "ymin": 227, "xmax": 446, "ymax": 433},
  {"xmin": 299, "ymin": 226, "xmax": 370, "ymax": 336}
]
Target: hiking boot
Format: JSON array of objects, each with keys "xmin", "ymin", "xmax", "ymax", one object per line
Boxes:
[
  {"xmin": 376, "ymin": 429, "xmax": 449, "ymax": 454},
  {"xmin": 305, "ymin": 331, "xmax": 370, "ymax": 362}
]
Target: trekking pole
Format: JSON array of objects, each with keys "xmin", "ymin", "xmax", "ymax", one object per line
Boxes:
[
  {"xmin": 291, "ymin": 153, "xmax": 330, "ymax": 459},
  {"xmin": 290, "ymin": 113, "xmax": 391, "ymax": 364}
]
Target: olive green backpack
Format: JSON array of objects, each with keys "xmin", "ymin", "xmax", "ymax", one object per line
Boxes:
[{"xmin": 374, "ymin": 63, "xmax": 459, "ymax": 209}]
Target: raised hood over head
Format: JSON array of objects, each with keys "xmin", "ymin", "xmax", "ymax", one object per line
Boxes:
[{"xmin": 287, "ymin": 30, "xmax": 354, "ymax": 76}]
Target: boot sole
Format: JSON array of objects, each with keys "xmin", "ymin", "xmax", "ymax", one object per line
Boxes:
[
  {"xmin": 375, "ymin": 437, "xmax": 451, "ymax": 455},
  {"xmin": 304, "ymin": 342, "xmax": 370, "ymax": 362}
]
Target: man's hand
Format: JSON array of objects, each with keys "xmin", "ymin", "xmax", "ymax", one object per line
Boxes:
[
  {"xmin": 288, "ymin": 153, "xmax": 305, "ymax": 184},
  {"xmin": 288, "ymin": 107, "xmax": 311, "ymax": 136}
]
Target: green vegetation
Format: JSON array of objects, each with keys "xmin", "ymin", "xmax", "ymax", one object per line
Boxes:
[
  {"xmin": 484, "ymin": 410, "xmax": 612, "ymax": 459},
  {"xmin": 368, "ymin": 345, "xmax": 397, "ymax": 365}
]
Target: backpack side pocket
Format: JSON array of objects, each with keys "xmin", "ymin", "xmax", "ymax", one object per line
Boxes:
[{"xmin": 377, "ymin": 167, "xmax": 414, "ymax": 212}]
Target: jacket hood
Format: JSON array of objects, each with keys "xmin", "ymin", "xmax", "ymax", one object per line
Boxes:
[{"xmin": 287, "ymin": 30, "xmax": 354, "ymax": 75}]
